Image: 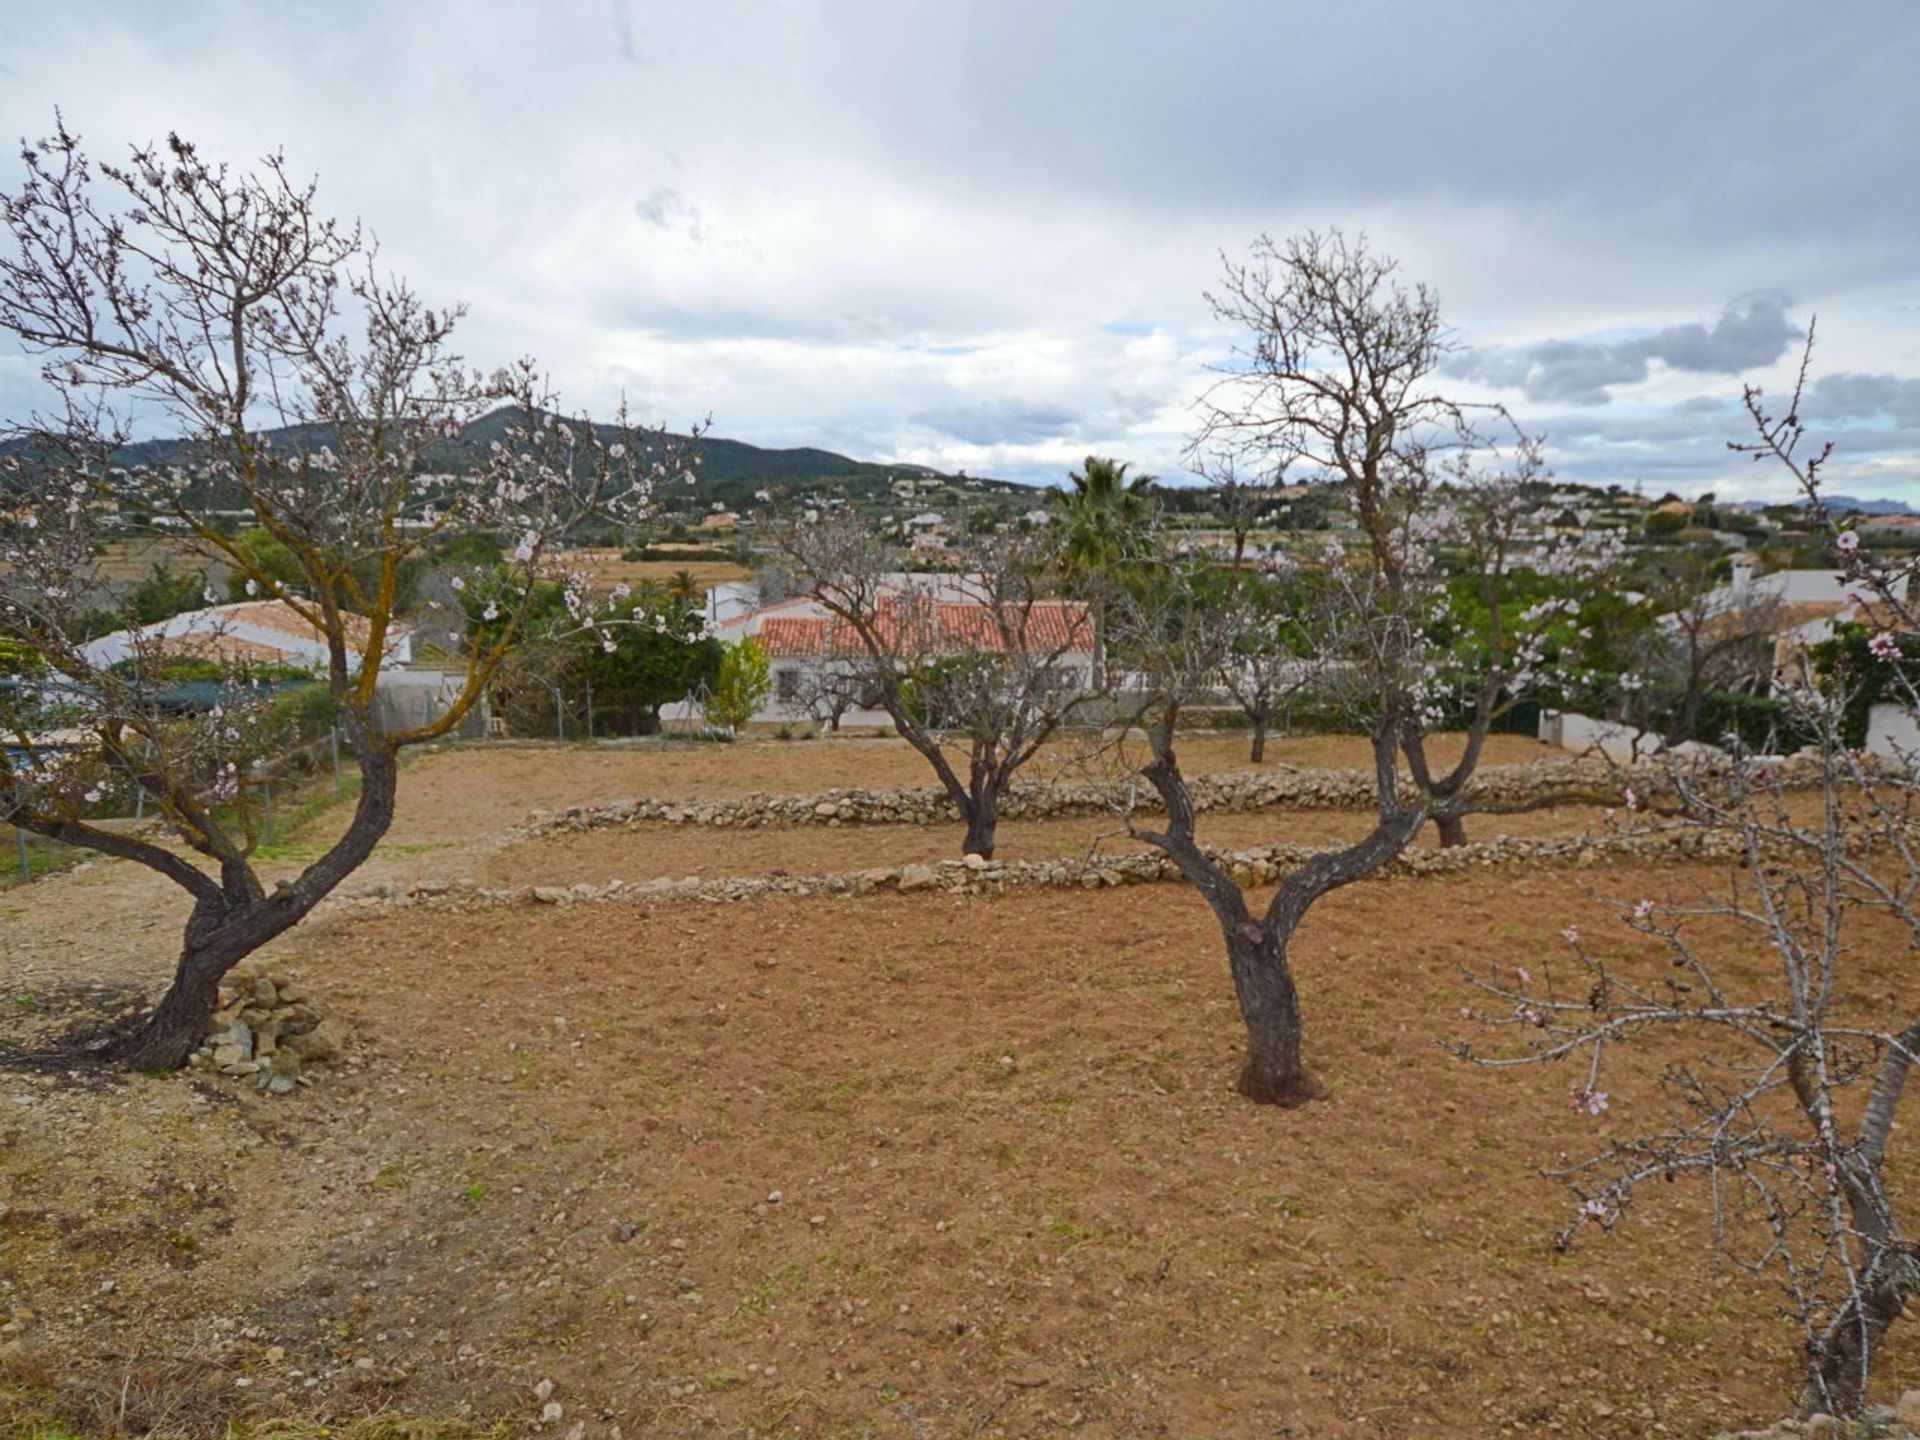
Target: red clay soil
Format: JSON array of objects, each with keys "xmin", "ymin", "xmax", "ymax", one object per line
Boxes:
[{"xmin": 4, "ymin": 857, "xmax": 1914, "ymax": 1437}]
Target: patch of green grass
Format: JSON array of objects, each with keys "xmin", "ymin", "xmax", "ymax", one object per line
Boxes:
[
  {"xmin": 0, "ymin": 1367, "xmax": 507, "ymax": 1440},
  {"xmin": 463, "ymin": 1181, "xmax": 487, "ymax": 1206},
  {"xmin": 367, "ymin": 1160, "xmax": 417, "ymax": 1192},
  {"xmin": 0, "ymin": 839, "xmax": 87, "ymax": 893},
  {"xmin": 1255, "ymin": 1190, "xmax": 1307, "ymax": 1220},
  {"xmin": 812, "ymin": 1078, "xmax": 863, "ymax": 1117}
]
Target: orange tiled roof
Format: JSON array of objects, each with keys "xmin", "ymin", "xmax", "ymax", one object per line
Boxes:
[
  {"xmin": 757, "ymin": 616, "xmax": 829, "ymax": 658},
  {"xmin": 165, "ymin": 632, "xmax": 304, "ymax": 665},
  {"xmin": 755, "ymin": 600, "xmax": 1091, "ymax": 658}
]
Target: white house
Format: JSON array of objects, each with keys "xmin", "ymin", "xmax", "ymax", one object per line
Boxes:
[
  {"xmin": 703, "ymin": 580, "xmax": 1098, "ymax": 727},
  {"xmin": 81, "ymin": 599, "xmax": 412, "ymax": 674}
]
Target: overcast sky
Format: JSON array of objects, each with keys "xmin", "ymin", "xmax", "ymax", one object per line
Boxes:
[{"xmin": 2, "ymin": 2, "xmax": 1917, "ymax": 498}]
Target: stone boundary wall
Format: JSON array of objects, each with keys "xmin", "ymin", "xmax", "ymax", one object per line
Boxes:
[
  {"xmin": 347, "ymin": 822, "xmax": 1740, "ymax": 913},
  {"xmin": 524, "ymin": 757, "xmax": 1634, "ymax": 837},
  {"xmin": 523, "ymin": 752, "xmax": 1843, "ymax": 839}
]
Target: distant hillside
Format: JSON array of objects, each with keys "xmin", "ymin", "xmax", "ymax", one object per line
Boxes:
[
  {"xmin": 1732, "ymin": 494, "xmax": 1918, "ymax": 517},
  {"xmin": 1, "ymin": 410, "xmax": 1020, "ymax": 508}
]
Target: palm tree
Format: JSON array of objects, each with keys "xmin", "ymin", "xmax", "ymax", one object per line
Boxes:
[
  {"xmin": 1052, "ymin": 455, "xmax": 1157, "ymax": 576},
  {"xmin": 1051, "ymin": 456, "xmax": 1157, "ymax": 688},
  {"xmin": 666, "ymin": 569, "xmax": 701, "ymax": 603}
]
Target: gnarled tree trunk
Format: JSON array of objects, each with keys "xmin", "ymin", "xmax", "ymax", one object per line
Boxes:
[
  {"xmin": 1804, "ymin": 1261, "xmax": 1919, "ymax": 1418},
  {"xmin": 118, "ymin": 742, "xmax": 400, "ymax": 1069},
  {"xmin": 120, "ymin": 912, "xmax": 265, "ymax": 1069},
  {"xmin": 1433, "ymin": 813, "xmax": 1468, "ymax": 847},
  {"xmin": 962, "ymin": 787, "xmax": 1000, "ymax": 859},
  {"xmin": 1225, "ymin": 921, "xmax": 1316, "ymax": 1105},
  {"xmin": 1249, "ymin": 709, "xmax": 1270, "ymax": 763}
]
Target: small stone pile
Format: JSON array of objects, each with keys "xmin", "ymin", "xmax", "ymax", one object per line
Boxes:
[
  {"xmin": 188, "ymin": 962, "xmax": 343, "ymax": 1095},
  {"xmin": 1717, "ymin": 1393, "xmax": 1920, "ymax": 1438}
]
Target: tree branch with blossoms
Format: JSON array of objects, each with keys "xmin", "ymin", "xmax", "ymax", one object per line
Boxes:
[
  {"xmin": 0, "ymin": 119, "xmax": 697, "ymax": 1067},
  {"xmin": 1453, "ymin": 346, "xmax": 1920, "ymax": 1418}
]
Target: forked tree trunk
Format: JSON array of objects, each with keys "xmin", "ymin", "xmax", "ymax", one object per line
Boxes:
[
  {"xmin": 1225, "ymin": 923, "xmax": 1318, "ymax": 1105},
  {"xmin": 119, "ymin": 742, "xmax": 401, "ymax": 1069},
  {"xmin": 1433, "ymin": 813, "xmax": 1468, "ymax": 847}
]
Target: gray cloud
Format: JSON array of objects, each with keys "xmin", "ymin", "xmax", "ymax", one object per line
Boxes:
[
  {"xmin": 1811, "ymin": 373, "xmax": 1920, "ymax": 428},
  {"xmin": 634, "ymin": 186, "xmax": 704, "ymax": 243},
  {"xmin": 0, "ymin": 4, "xmax": 1916, "ymax": 496},
  {"xmin": 909, "ymin": 400, "xmax": 1082, "ymax": 447},
  {"xmin": 611, "ymin": 0, "xmax": 637, "ymax": 63},
  {"xmin": 1456, "ymin": 295, "xmax": 1799, "ymax": 405}
]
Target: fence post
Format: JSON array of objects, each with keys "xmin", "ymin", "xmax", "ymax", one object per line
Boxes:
[
  {"xmin": 263, "ymin": 780, "xmax": 276, "ymax": 846},
  {"xmin": 133, "ymin": 785, "xmax": 145, "ymax": 823},
  {"xmin": 585, "ymin": 679, "xmax": 594, "ymax": 740},
  {"xmin": 330, "ymin": 726, "xmax": 342, "ymax": 796},
  {"xmin": 555, "ymin": 689, "xmax": 565, "ymax": 742},
  {"xmin": 15, "ymin": 827, "xmax": 28, "ymax": 884}
]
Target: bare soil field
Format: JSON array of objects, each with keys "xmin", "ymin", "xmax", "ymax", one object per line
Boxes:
[
  {"xmin": 3, "ymin": 735, "xmax": 1891, "ymax": 1439},
  {"xmin": 566, "ymin": 549, "xmax": 754, "ymax": 593},
  {"xmin": 347, "ymin": 731, "xmax": 1556, "ymax": 841},
  {"xmin": 472, "ymin": 804, "xmax": 1614, "ymax": 888}
]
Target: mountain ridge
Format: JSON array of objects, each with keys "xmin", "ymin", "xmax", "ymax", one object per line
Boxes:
[{"xmin": 0, "ymin": 410, "xmax": 1028, "ymax": 505}]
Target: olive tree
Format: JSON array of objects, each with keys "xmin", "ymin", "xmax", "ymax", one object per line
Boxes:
[{"xmin": 0, "ymin": 124, "xmax": 688, "ymax": 1067}]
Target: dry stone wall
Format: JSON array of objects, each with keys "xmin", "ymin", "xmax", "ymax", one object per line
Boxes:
[
  {"xmin": 524, "ymin": 757, "xmax": 1633, "ymax": 837},
  {"xmin": 1716, "ymin": 1395, "xmax": 1920, "ymax": 1438},
  {"xmin": 187, "ymin": 960, "xmax": 345, "ymax": 1094},
  {"xmin": 524, "ymin": 753, "xmax": 1844, "ymax": 840},
  {"xmin": 347, "ymin": 822, "xmax": 1740, "ymax": 914}
]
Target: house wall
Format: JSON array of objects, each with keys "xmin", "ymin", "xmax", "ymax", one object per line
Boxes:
[
  {"xmin": 1538, "ymin": 708, "xmax": 1666, "ymax": 765},
  {"xmin": 1867, "ymin": 702, "xmax": 1920, "ymax": 764}
]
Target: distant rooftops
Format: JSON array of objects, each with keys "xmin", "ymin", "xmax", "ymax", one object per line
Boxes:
[{"xmin": 80, "ymin": 599, "xmax": 411, "ymax": 673}]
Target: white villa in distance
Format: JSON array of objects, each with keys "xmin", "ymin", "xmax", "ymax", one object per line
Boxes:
[
  {"xmin": 81, "ymin": 599, "xmax": 412, "ymax": 674},
  {"xmin": 705, "ymin": 576, "xmax": 1098, "ymax": 728}
]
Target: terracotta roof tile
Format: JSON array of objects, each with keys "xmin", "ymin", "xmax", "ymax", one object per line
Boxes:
[
  {"xmin": 753, "ymin": 600, "xmax": 1091, "ymax": 658},
  {"xmin": 757, "ymin": 616, "xmax": 829, "ymax": 657}
]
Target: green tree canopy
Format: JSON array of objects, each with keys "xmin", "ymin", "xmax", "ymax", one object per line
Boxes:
[{"xmin": 1052, "ymin": 455, "xmax": 1158, "ymax": 576}]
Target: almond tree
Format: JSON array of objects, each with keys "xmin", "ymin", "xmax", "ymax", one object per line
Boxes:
[
  {"xmin": 1108, "ymin": 230, "xmax": 1616, "ymax": 1105},
  {"xmin": 768, "ymin": 516, "xmax": 1102, "ymax": 858},
  {"xmin": 1457, "ymin": 699, "xmax": 1920, "ymax": 1417},
  {"xmin": 1199, "ymin": 465, "xmax": 1313, "ymax": 762},
  {"xmin": 1456, "ymin": 328, "xmax": 1920, "ymax": 1418},
  {"xmin": 0, "ymin": 124, "xmax": 689, "ymax": 1067}
]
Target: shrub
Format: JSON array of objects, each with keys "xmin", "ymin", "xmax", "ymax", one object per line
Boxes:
[
  {"xmin": 703, "ymin": 637, "xmax": 771, "ymax": 734},
  {"xmin": 267, "ymin": 681, "xmax": 341, "ymax": 744}
]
